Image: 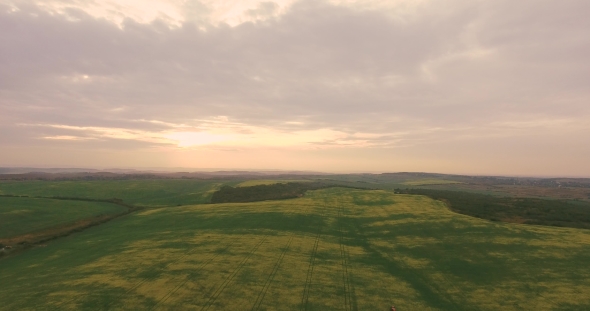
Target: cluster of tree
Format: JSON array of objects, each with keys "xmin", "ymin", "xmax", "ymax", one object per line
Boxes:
[
  {"xmin": 480, "ymin": 178, "xmax": 590, "ymax": 188},
  {"xmin": 210, "ymin": 182, "xmax": 330, "ymax": 203},
  {"xmin": 395, "ymin": 189, "xmax": 590, "ymax": 229}
]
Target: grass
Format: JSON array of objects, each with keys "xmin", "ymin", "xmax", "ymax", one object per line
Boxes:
[
  {"xmin": 236, "ymin": 179, "xmax": 312, "ymax": 187},
  {"xmin": 401, "ymin": 179, "xmax": 463, "ymax": 186},
  {"xmin": 1, "ymin": 188, "xmax": 590, "ymax": 310},
  {"xmin": 0, "ymin": 179, "xmax": 224, "ymax": 207},
  {"xmin": 0, "ymin": 197, "xmax": 126, "ymax": 239}
]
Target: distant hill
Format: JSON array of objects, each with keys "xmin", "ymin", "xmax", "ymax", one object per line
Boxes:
[{"xmin": 0, "ymin": 168, "xmax": 329, "ymax": 181}]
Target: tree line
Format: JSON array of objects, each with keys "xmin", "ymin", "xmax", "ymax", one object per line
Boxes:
[
  {"xmin": 395, "ymin": 188, "xmax": 590, "ymax": 229},
  {"xmin": 210, "ymin": 182, "xmax": 331, "ymax": 203}
]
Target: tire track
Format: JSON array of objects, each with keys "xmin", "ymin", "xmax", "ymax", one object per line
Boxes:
[
  {"xmin": 249, "ymin": 234, "xmax": 294, "ymax": 311},
  {"xmin": 338, "ymin": 205, "xmax": 357, "ymax": 311},
  {"xmin": 148, "ymin": 238, "xmax": 239, "ymax": 310},
  {"xmin": 199, "ymin": 235, "xmax": 268, "ymax": 311},
  {"xmin": 99, "ymin": 242, "xmax": 203, "ymax": 310},
  {"xmin": 151, "ymin": 214, "xmax": 272, "ymax": 310},
  {"xmin": 338, "ymin": 206, "xmax": 351, "ymax": 311},
  {"xmin": 299, "ymin": 215, "xmax": 322, "ymax": 311},
  {"xmin": 344, "ymin": 241, "xmax": 358, "ymax": 311}
]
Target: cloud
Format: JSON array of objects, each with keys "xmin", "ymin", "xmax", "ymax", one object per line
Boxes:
[
  {"xmin": 42, "ymin": 135, "xmax": 95, "ymax": 141},
  {"xmin": 23, "ymin": 117, "xmax": 403, "ymax": 149},
  {"xmin": 1, "ymin": 0, "xmax": 589, "ymax": 174}
]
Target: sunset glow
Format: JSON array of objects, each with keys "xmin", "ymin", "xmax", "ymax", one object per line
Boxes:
[{"xmin": 1, "ymin": 0, "xmax": 589, "ymax": 175}]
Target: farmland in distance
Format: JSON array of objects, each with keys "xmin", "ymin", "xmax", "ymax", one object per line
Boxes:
[
  {"xmin": 0, "ymin": 197, "xmax": 126, "ymax": 240},
  {"xmin": 0, "ymin": 179, "xmax": 225, "ymax": 207},
  {"xmin": 1, "ymin": 188, "xmax": 590, "ymax": 310}
]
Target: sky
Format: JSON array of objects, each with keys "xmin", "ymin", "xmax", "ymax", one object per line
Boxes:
[{"xmin": 1, "ymin": 0, "xmax": 589, "ymax": 176}]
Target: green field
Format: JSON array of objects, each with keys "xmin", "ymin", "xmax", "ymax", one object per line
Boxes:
[
  {"xmin": 236, "ymin": 179, "xmax": 312, "ymax": 187},
  {"xmin": 401, "ymin": 179, "xmax": 463, "ymax": 186},
  {"xmin": 0, "ymin": 197, "xmax": 126, "ymax": 239},
  {"xmin": 1, "ymin": 188, "xmax": 590, "ymax": 310},
  {"xmin": 0, "ymin": 180, "xmax": 224, "ymax": 207}
]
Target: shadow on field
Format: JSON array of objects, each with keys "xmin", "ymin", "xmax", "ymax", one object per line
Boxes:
[
  {"xmin": 339, "ymin": 216, "xmax": 467, "ymax": 311},
  {"xmin": 175, "ymin": 208, "xmax": 470, "ymax": 310}
]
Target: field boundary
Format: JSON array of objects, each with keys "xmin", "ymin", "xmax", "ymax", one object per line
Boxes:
[
  {"xmin": 0, "ymin": 195, "xmax": 141, "ymax": 259},
  {"xmin": 54, "ymin": 220, "xmax": 219, "ymax": 310}
]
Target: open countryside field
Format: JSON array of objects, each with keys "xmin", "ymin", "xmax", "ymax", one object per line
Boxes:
[
  {"xmin": 325, "ymin": 173, "xmax": 590, "ymax": 202},
  {"xmin": 401, "ymin": 179, "xmax": 463, "ymax": 186},
  {"xmin": 0, "ymin": 179, "xmax": 224, "ymax": 207},
  {"xmin": 236, "ymin": 179, "xmax": 312, "ymax": 187},
  {"xmin": 1, "ymin": 188, "xmax": 590, "ymax": 310},
  {"xmin": 0, "ymin": 197, "xmax": 126, "ymax": 239}
]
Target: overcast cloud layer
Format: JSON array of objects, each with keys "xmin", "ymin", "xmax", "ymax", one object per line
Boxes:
[{"xmin": 1, "ymin": 0, "xmax": 589, "ymax": 175}]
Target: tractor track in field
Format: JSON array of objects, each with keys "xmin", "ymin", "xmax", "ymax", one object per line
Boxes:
[
  {"xmin": 199, "ymin": 235, "xmax": 269, "ymax": 311},
  {"xmin": 148, "ymin": 238, "xmax": 240, "ymax": 310},
  {"xmin": 160, "ymin": 216, "xmax": 273, "ymax": 310},
  {"xmin": 249, "ymin": 234, "xmax": 295, "ymax": 311},
  {"xmin": 250, "ymin": 209, "xmax": 308, "ymax": 311},
  {"xmin": 338, "ymin": 205, "xmax": 357, "ymax": 311},
  {"xmin": 299, "ymin": 209, "xmax": 323, "ymax": 311},
  {"xmin": 99, "ymin": 243, "xmax": 204, "ymax": 310}
]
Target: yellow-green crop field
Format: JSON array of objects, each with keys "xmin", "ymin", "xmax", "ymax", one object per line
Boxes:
[
  {"xmin": 1, "ymin": 188, "xmax": 590, "ymax": 310},
  {"xmin": 236, "ymin": 180, "xmax": 312, "ymax": 187}
]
